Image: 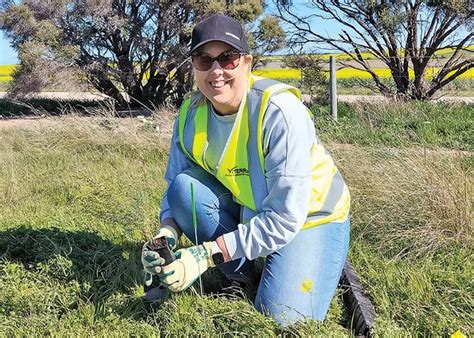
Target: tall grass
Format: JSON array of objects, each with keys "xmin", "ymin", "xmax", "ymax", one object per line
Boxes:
[
  {"xmin": 0, "ymin": 105, "xmax": 472, "ymax": 335},
  {"xmin": 332, "ymin": 145, "xmax": 472, "ymax": 258},
  {"xmin": 313, "ymin": 101, "xmax": 473, "ymax": 151},
  {"xmin": 0, "ymin": 98, "xmax": 106, "ymax": 117},
  {"xmin": 328, "ymin": 143, "xmax": 473, "ymax": 335}
]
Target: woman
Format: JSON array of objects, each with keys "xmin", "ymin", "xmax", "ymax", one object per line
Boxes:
[{"xmin": 142, "ymin": 14, "xmax": 351, "ymax": 326}]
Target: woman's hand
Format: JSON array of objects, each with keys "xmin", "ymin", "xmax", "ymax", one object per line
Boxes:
[
  {"xmin": 142, "ymin": 221, "xmax": 181, "ymax": 286},
  {"xmin": 155, "ymin": 220, "xmax": 181, "ymax": 249},
  {"xmin": 141, "ymin": 245, "xmax": 166, "ymax": 286},
  {"xmin": 159, "ymin": 242, "xmax": 215, "ymax": 292}
]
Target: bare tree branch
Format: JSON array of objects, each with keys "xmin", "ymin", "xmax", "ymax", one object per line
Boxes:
[{"xmin": 276, "ymin": 0, "xmax": 473, "ymax": 99}]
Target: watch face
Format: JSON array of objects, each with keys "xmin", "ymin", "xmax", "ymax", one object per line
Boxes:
[{"xmin": 212, "ymin": 252, "xmax": 225, "ymax": 265}]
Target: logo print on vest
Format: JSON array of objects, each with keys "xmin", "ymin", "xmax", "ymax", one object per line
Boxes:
[{"xmin": 226, "ymin": 166, "xmax": 249, "ymax": 176}]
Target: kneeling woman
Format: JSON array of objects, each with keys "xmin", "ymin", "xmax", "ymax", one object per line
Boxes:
[{"xmin": 142, "ymin": 14, "xmax": 350, "ymax": 326}]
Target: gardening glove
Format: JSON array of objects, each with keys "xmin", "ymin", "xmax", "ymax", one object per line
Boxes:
[
  {"xmin": 160, "ymin": 241, "xmax": 217, "ymax": 292},
  {"xmin": 142, "ymin": 225, "xmax": 180, "ymax": 286},
  {"xmin": 151, "ymin": 224, "xmax": 180, "ymax": 250}
]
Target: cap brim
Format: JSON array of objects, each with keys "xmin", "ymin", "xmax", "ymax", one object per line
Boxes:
[{"xmin": 189, "ymin": 39, "xmax": 246, "ymax": 56}]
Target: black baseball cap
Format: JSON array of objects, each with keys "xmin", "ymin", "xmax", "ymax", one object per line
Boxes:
[{"xmin": 190, "ymin": 14, "xmax": 249, "ymax": 55}]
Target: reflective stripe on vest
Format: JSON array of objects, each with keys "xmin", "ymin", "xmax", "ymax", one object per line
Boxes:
[
  {"xmin": 179, "ymin": 89, "xmax": 257, "ymax": 209},
  {"xmin": 178, "ymin": 75, "xmax": 350, "ymax": 229}
]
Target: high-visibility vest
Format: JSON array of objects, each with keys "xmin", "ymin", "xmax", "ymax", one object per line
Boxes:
[{"xmin": 178, "ymin": 75, "xmax": 350, "ymax": 229}]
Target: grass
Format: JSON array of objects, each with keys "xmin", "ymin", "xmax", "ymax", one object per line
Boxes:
[
  {"xmin": 335, "ymin": 145, "xmax": 473, "ymax": 335},
  {"xmin": 0, "ymin": 100, "xmax": 472, "ymax": 335},
  {"xmin": 0, "ymin": 97, "xmax": 108, "ymax": 117},
  {"xmin": 312, "ymin": 101, "xmax": 473, "ymax": 151},
  {"xmin": 0, "ymin": 115, "xmax": 349, "ymax": 335}
]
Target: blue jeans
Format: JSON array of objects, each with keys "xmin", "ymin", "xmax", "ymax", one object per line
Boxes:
[{"xmin": 167, "ymin": 166, "xmax": 350, "ymax": 326}]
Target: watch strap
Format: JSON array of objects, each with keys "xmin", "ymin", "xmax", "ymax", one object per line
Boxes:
[{"xmin": 203, "ymin": 241, "xmax": 224, "ymax": 267}]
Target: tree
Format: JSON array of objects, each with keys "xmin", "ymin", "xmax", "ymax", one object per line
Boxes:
[
  {"xmin": 0, "ymin": 0, "xmax": 285, "ymax": 108},
  {"xmin": 249, "ymin": 15, "xmax": 286, "ymax": 69},
  {"xmin": 284, "ymin": 54, "xmax": 327, "ymax": 103},
  {"xmin": 276, "ymin": 0, "xmax": 473, "ymax": 100}
]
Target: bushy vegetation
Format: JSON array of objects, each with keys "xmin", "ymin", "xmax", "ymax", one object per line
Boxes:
[{"xmin": 0, "ymin": 100, "xmax": 472, "ymax": 335}]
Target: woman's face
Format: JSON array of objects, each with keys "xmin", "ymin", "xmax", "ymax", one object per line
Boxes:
[{"xmin": 192, "ymin": 41, "xmax": 252, "ymax": 115}]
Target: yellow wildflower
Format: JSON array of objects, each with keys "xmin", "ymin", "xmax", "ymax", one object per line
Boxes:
[{"xmin": 300, "ymin": 278, "xmax": 313, "ymax": 293}]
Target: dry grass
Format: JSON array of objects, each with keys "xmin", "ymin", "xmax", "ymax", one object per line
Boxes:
[
  {"xmin": 0, "ymin": 113, "xmax": 350, "ymax": 336},
  {"xmin": 330, "ymin": 144, "xmax": 473, "ymax": 259},
  {"xmin": 0, "ymin": 107, "xmax": 472, "ymax": 335}
]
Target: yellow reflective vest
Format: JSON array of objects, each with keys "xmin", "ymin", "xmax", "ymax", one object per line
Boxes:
[{"xmin": 178, "ymin": 75, "xmax": 350, "ymax": 229}]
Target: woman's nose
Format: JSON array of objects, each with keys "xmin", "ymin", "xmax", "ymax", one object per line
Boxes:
[{"xmin": 209, "ymin": 60, "xmax": 224, "ymax": 73}]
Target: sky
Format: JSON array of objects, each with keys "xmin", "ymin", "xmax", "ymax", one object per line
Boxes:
[
  {"xmin": 0, "ymin": 31, "xmax": 18, "ymax": 64},
  {"xmin": 0, "ymin": 3, "xmax": 344, "ymax": 65}
]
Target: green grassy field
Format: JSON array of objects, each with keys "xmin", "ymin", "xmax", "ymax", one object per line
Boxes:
[{"xmin": 0, "ymin": 101, "xmax": 472, "ymax": 336}]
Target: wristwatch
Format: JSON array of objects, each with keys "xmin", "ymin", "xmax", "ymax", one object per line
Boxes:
[
  {"xmin": 209, "ymin": 241, "xmax": 225, "ymax": 266},
  {"xmin": 212, "ymin": 251, "xmax": 225, "ymax": 265}
]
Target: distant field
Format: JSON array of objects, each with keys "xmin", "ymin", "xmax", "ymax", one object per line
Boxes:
[
  {"xmin": 1, "ymin": 58, "xmax": 473, "ymax": 85},
  {"xmin": 252, "ymin": 68, "xmax": 302, "ymax": 79},
  {"xmin": 0, "ymin": 65, "xmax": 14, "ymax": 82},
  {"xmin": 252, "ymin": 67, "xmax": 474, "ymax": 80},
  {"xmin": 265, "ymin": 46, "xmax": 474, "ymax": 62}
]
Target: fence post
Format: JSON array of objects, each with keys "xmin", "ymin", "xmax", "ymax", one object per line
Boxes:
[{"xmin": 329, "ymin": 56, "xmax": 337, "ymax": 121}]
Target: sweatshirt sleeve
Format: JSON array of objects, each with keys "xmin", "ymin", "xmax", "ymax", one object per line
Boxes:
[
  {"xmin": 223, "ymin": 92, "xmax": 314, "ymax": 260},
  {"xmin": 159, "ymin": 119, "xmax": 196, "ymax": 222}
]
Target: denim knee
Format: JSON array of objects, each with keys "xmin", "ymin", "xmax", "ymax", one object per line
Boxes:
[
  {"xmin": 167, "ymin": 166, "xmax": 240, "ymax": 241},
  {"xmin": 168, "ymin": 172, "xmax": 190, "ymax": 210},
  {"xmin": 167, "ymin": 170, "xmax": 196, "ymax": 234}
]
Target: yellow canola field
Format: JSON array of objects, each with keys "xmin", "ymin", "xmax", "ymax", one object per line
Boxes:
[
  {"xmin": 252, "ymin": 68, "xmax": 301, "ymax": 79},
  {"xmin": 0, "ymin": 65, "xmax": 15, "ymax": 82},
  {"xmin": 312, "ymin": 46, "xmax": 474, "ymax": 61},
  {"xmin": 253, "ymin": 67, "xmax": 474, "ymax": 80},
  {"xmin": 1, "ymin": 64, "xmax": 472, "ymax": 83}
]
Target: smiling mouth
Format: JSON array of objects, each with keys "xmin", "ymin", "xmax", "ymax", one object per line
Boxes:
[{"xmin": 210, "ymin": 78, "xmax": 232, "ymax": 89}]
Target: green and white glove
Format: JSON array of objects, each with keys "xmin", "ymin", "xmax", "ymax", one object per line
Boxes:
[
  {"xmin": 160, "ymin": 242, "xmax": 216, "ymax": 292},
  {"xmin": 142, "ymin": 249, "xmax": 164, "ymax": 286},
  {"xmin": 142, "ymin": 225, "xmax": 180, "ymax": 286},
  {"xmin": 152, "ymin": 224, "xmax": 179, "ymax": 250}
]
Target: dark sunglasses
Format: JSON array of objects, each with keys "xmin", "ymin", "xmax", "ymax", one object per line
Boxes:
[{"xmin": 191, "ymin": 50, "xmax": 246, "ymax": 71}]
